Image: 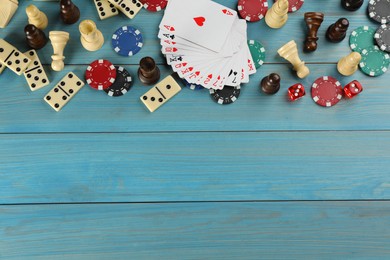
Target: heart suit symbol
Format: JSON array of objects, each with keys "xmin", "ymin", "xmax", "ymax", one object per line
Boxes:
[{"xmin": 193, "ymin": 17, "xmax": 206, "ymax": 27}]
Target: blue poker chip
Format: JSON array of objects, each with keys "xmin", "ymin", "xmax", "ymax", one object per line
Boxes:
[
  {"xmin": 112, "ymin": 26, "xmax": 143, "ymax": 56},
  {"xmin": 183, "ymin": 79, "xmax": 204, "ymax": 90}
]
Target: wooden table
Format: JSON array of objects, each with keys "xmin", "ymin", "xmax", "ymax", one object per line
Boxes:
[{"xmin": 1, "ymin": 0, "xmax": 390, "ymax": 258}]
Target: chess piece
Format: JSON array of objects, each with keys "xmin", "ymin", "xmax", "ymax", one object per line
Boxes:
[
  {"xmin": 337, "ymin": 52, "xmax": 361, "ymax": 76},
  {"xmin": 341, "ymin": 0, "xmax": 363, "ymax": 11},
  {"xmin": 60, "ymin": 0, "xmax": 80, "ymax": 25},
  {"xmin": 26, "ymin": 4, "xmax": 48, "ymax": 30},
  {"xmin": 278, "ymin": 40, "xmax": 310, "ymax": 79},
  {"xmin": 304, "ymin": 12, "xmax": 324, "ymax": 52},
  {"xmin": 261, "ymin": 73, "xmax": 281, "ymax": 94},
  {"xmin": 79, "ymin": 20, "xmax": 104, "ymax": 52},
  {"xmin": 265, "ymin": 0, "xmax": 289, "ymax": 29},
  {"xmin": 25, "ymin": 24, "xmax": 47, "ymax": 50},
  {"xmin": 49, "ymin": 31, "xmax": 70, "ymax": 71},
  {"xmin": 0, "ymin": 0, "xmax": 18, "ymax": 28},
  {"xmin": 138, "ymin": 57, "xmax": 161, "ymax": 85},
  {"xmin": 326, "ymin": 18, "xmax": 349, "ymax": 43}
]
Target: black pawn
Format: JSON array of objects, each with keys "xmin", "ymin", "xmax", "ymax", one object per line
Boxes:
[
  {"xmin": 138, "ymin": 57, "xmax": 161, "ymax": 85},
  {"xmin": 261, "ymin": 73, "xmax": 280, "ymax": 95},
  {"xmin": 60, "ymin": 0, "xmax": 80, "ymax": 24},
  {"xmin": 326, "ymin": 18, "xmax": 349, "ymax": 43},
  {"xmin": 25, "ymin": 24, "xmax": 47, "ymax": 50},
  {"xmin": 341, "ymin": 0, "xmax": 364, "ymax": 11}
]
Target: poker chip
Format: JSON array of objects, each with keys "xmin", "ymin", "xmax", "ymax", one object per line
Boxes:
[
  {"xmin": 359, "ymin": 45, "xmax": 390, "ymax": 76},
  {"xmin": 237, "ymin": 0, "xmax": 268, "ymax": 22},
  {"xmin": 368, "ymin": 0, "xmax": 390, "ymax": 24},
  {"xmin": 349, "ymin": 26, "xmax": 376, "ymax": 53},
  {"xmin": 85, "ymin": 59, "xmax": 116, "ymax": 90},
  {"xmin": 139, "ymin": 0, "xmax": 167, "ymax": 12},
  {"xmin": 183, "ymin": 80, "xmax": 204, "ymax": 90},
  {"xmin": 375, "ymin": 24, "xmax": 390, "ymax": 53},
  {"xmin": 210, "ymin": 85, "xmax": 241, "ymax": 105},
  {"xmin": 112, "ymin": 26, "xmax": 143, "ymax": 57},
  {"xmin": 274, "ymin": 0, "xmax": 304, "ymax": 12},
  {"xmin": 311, "ymin": 76, "xmax": 343, "ymax": 107},
  {"xmin": 247, "ymin": 40, "xmax": 266, "ymax": 69},
  {"xmin": 104, "ymin": 66, "xmax": 133, "ymax": 97}
]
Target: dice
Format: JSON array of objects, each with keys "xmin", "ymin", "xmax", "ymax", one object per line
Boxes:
[
  {"xmin": 343, "ymin": 80, "xmax": 363, "ymax": 99},
  {"xmin": 288, "ymin": 83, "xmax": 306, "ymax": 101}
]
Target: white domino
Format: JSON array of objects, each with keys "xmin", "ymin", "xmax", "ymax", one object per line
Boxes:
[
  {"xmin": 140, "ymin": 75, "xmax": 182, "ymax": 112},
  {"xmin": 23, "ymin": 50, "xmax": 50, "ymax": 91},
  {"xmin": 44, "ymin": 72, "xmax": 85, "ymax": 112},
  {"xmin": 0, "ymin": 39, "xmax": 31, "ymax": 75},
  {"xmin": 107, "ymin": 0, "xmax": 143, "ymax": 19},
  {"xmin": 93, "ymin": 0, "xmax": 118, "ymax": 20}
]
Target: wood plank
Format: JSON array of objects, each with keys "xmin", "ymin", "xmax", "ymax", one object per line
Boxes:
[
  {"xmin": 0, "ymin": 63, "xmax": 389, "ymax": 133},
  {"xmin": 0, "ymin": 0, "xmax": 380, "ymax": 65},
  {"xmin": 1, "ymin": 201, "xmax": 390, "ymax": 259},
  {"xmin": 1, "ymin": 131, "xmax": 390, "ymax": 203}
]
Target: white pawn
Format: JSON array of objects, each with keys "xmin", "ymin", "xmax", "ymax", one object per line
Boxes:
[
  {"xmin": 79, "ymin": 20, "xmax": 104, "ymax": 52},
  {"xmin": 337, "ymin": 52, "xmax": 361, "ymax": 76},
  {"xmin": 265, "ymin": 0, "xmax": 289, "ymax": 29},
  {"xmin": 49, "ymin": 31, "xmax": 70, "ymax": 72},
  {"xmin": 26, "ymin": 5, "xmax": 48, "ymax": 30},
  {"xmin": 0, "ymin": 0, "xmax": 18, "ymax": 29},
  {"xmin": 278, "ymin": 40, "xmax": 310, "ymax": 79}
]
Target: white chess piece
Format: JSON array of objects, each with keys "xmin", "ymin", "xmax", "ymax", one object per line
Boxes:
[
  {"xmin": 49, "ymin": 31, "xmax": 70, "ymax": 72},
  {"xmin": 265, "ymin": 0, "xmax": 289, "ymax": 29},
  {"xmin": 278, "ymin": 40, "xmax": 310, "ymax": 79},
  {"xmin": 337, "ymin": 52, "xmax": 361, "ymax": 76},
  {"xmin": 0, "ymin": 0, "xmax": 18, "ymax": 29},
  {"xmin": 26, "ymin": 5, "xmax": 48, "ymax": 30},
  {"xmin": 79, "ymin": 20, "xmax": 104, "ymax": 52}
]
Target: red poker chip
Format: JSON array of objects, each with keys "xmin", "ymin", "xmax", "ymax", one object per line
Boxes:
[
  {"xmin": 274, "ymin": 0, "xmax": 304, "ymax": 13},
  {"xmin": 139, "ymin": 0, "xmax": 168, "ymax": 12},
  {"xmin": 85, "ymin": 59, "xmax": 117, "ymax": 90},
  {"xmin": 311, "ymin": 76, "xmax": 343, "ymax": 107},
  {"xmin": 237, "ymin": 0, "xmax": 268, "ymax": 22}
]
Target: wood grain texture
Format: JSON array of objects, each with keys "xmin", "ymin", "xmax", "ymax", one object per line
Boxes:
[
  {"xmin": 1, "ymin": 131, "xmax": 390, "ymax": 203},
  {"xmin": 2, "ymin": 202, "xmax": 390, "ymax": 259}
]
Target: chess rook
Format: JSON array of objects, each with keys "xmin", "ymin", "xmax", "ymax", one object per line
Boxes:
[
  {"xmin": 138, "ymin": 57, "xmax": 161, "ymax": 85},
  {"xmin": 79, "ymin": 20, "xmax": 104, "ymax": 51},
  {"xmin": 25, "ymin": 24, "xmax": 47, "ymax": 50},
  {"xmin": 261, "ymin": 73, "xmax": 281, "ymax": 94},
  {"xmin": 26, "ymin": 4, "xmax": 48, "ymax": 30},
  {"xmin": 341, "ymin": 0, "xmax": 363, "ymax": 11},
  {"xmin": 326, "ymin": 18, "xmax": 349, "ymax": 43},
  {"xmin": 278, "ymin": 40, "xmax": 310, "ymax": 79},
  {"xmin": 0, "ymin": 0, "xmax": 18, "ymax": 28},
  {"xmin": 60, "ymin": 0, "xmax": 80, "ymax": 24},
  {"xmin": 265, "ymin": 0, "xmax": 289, "ymax": 29},
  {"xmin": 304, "ymin": 12, "xmax": 324, "ymax": 52},
  {"xmin": 337, "ymin": 52, "xmax": 361, "ymax": 76},
  {"xmin": 49, "ymin": 31, "xmax": 69, "ymax": 71}
]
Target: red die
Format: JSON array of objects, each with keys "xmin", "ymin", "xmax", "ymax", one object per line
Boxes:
[
  {"xmin": 288, "ymin": 83, "xmax": 306, "ymax": 101},
  {"xmin": 343, "ymin": 80, "xmax": 363, "ymax": 99}
]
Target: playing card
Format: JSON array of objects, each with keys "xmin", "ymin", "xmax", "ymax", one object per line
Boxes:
[{"xmin": 159, "ymin": 0, "xmax": 237, "ymax": 52}]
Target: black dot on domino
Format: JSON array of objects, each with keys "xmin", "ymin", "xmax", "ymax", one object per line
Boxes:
[
  {"xmin": 34, "ymin": 61, "xmax": 39, "ymax": 66},
  {"xmin": 0, "ymin": 48, "xmax": 4, "ymax": 52},
  {"xmin": 15, "ymin": 60, "xmax": 20, "ymax": 64},
  {"xmin": 55, "ymin": 103, "xmax": 59, "ymax": 108},
  {"xmin": 16, "ymin": 67, "xmax": 21, "ymax": 72},
  {"xmin": 54, "ymin": 88, "xmax": 59, "ymax": 93},
  {"xmin": 62, "ymin": 96, "xmax": 67, "ymax": 100},
  {"xmin": 166, "ymin": 85, "xmax": 171, "ymax": 90},
  {"xmin": 69, "ymin": 89, "xmax": 74, "ymax": 94},
  {"xmin": 46, "ymin": 96, "xmax": 51, "ymax": 100},
  {"xmin": 38, "ymin": 69, "xmax": 42, "ymax": 73},
  {"xmin": 27, "ymin": 73, "xmax": 32, "ymax": 78},
  {"xmin": 31, "ymin": 83, "xmax": 36, "ymax": 88},
  {"xmin": 34, "ymin": 76, "xmax": 39, "ymax": 81},
  {"xmin": 29, "ymin": 51, "xmax": 34, "ymax": 56},
  {"xmin": 42, "ymin": 79, "xmax": 47, "ymax": 83},
  {"xmin": 76, "ymin": 81, "xmax": 82, "ymax": 86},
  {"xmin": 151, "ymin": 97, "xmax": 155, "ymax": 101},
  {"xmin": 15, "ymin": 52, "xmax": 19, "ymax": 56},
  {"xmin": 143, "ymin": 96, "xmax": 147, "ymax": 100},
  {"xmin": 158, "ymin": 98, "xmax": 163, "ymax": 102},
  {"xmin": 60, "ymin": 81, "xmax": 65, "ymax": 86},
  {"xmin": 23, "ymin": 58, "xmax": 28, "ymax": 63}
]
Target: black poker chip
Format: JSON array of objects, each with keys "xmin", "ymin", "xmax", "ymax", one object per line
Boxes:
[
  {"xmin": 104, "ymin": 66, "xmax": 133, "ymax": 97},
  {"xmin": 375, "ymin": 24, "xmax": 390, "ymax": 53},
  {"xmin": 368, "ymin": 0, "xmax": 390, "ymax": 24},
  {"xmin": 209, "ymin": 85, "xmax": 241, "ymax": 105}
]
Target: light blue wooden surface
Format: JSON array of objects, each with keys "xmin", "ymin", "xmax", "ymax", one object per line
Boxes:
[{"xmin": 1, "ymin": 0, "xmax": 390, "ymax": 258}]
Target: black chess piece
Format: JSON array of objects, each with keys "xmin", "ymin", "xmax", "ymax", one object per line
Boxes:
[
  {"xmin": 326, "ymin": 18, "xmax": 349, "ymax": 43},
  {"xmin": 304, "ymin": 12, "xmax": 324, "ymax": 52},
  {"xmin": 261, "ymin": 73, "xmax": 280, "ymax": 95},
  {"xmin": 24, "ymin": 24, "xmax": 47, "ymax": 50},
  {"xmin": 341, "ymin": 0, "xmax": 364, "ymax": 11},
  {"xmin": 138, "ymin": 57, "xmax": 161, "ymax": 85},
  {"xmin": 60, "ymin": 0, "xmax": 80, "ymax": 24}
]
